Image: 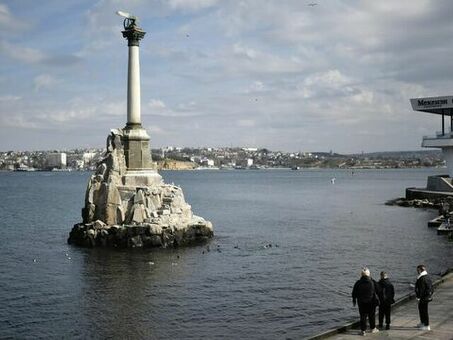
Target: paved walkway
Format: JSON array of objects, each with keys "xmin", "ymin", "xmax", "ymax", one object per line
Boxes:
[{"xmin": 311, "ymin": 273, "xmax": 453, "ymax": 340}]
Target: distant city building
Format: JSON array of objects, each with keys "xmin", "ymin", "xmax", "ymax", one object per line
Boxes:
[
  {"xmin": 83, "ymin": 152, "xmax": 97, "ymax": 164},
  {"xmin": 46, "ymin": 153, "xmax": 67, "ymax": 169},
  {"xmin": 190, "ymin": 156, "xmax": 201, "ymax": 163},
  {"xmin": 247, "ymin": 158, "xmax": 254, "ymax": 167},
  {"xmin": 74, "ymin": 160, "xmax": 84, "ymax": 170},
  {"xmin": 200, "ymin": 157, "xmax": 215, "ymax": 167}
]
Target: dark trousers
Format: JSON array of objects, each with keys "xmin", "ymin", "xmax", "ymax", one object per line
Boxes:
[
  {"xmin": 378, "ymin": 303, "xmax": 391, "ymax": 326},
  {"xmin": 358, "ymin": 303, "xmax": 376, "ymax": 331},
  {"xmin": 418, "ymin": 301, "xmax": 429, "ymax": 326}
]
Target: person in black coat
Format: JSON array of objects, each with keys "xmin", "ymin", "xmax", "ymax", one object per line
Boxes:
[
  {"xmin": 415, "ymin": 264, "xmax": 433, "ymax": 331},
  {"xmin": 377, "ymin": 271, "xmax": 395, "ymax": 329},
  {"xmin": 352, "ymin": 267, "xmax": 380, "ymax": 336}
]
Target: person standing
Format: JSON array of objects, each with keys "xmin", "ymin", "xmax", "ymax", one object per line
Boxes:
[
  {"xmin": 377, "ymin": 271, "xmax": 395, "ymax": 330},
  {"xmin": 415, "ymin": 264, "xmax": 433, "ymax": 331},
  {"xmin": 352, "ymin": 267, "xmax": 380, "ymax": 336}
]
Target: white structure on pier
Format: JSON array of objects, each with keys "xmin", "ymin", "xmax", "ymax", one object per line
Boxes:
[{"xmin": 411, "ymin": 96, "xmax": 453, "ymax": 177}]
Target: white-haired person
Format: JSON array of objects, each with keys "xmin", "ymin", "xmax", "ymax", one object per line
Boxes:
[{"xmin": 352, "ymin": 267, "xmax": 380, "ymax": 336}]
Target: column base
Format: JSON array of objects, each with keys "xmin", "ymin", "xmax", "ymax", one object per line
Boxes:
[
  {"xmin": 122, "ymin": 126, "xmax": 154, "ymax": 170},
  {"xmin": 122, "ymin": 170, "xmax": 163, "ymax": 186}
]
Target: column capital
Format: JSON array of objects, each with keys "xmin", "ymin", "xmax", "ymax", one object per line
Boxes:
[{"xmin": 122, "ymin": 26, "xmax": 146, "ymax": 47}]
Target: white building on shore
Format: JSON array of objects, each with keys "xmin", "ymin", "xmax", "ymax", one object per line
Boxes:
[{"xmin": 46, "ymin": 152, "xmax": 67, "ymax": 169}]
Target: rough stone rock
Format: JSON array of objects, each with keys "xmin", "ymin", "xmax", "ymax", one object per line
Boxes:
[
  {"xmin": 93, "ymin": 220, "xmax": 106, "ymax": 229},
  {"xmin": 104, "ymin": 184, "xmax": 122, "ymax": 225},
  {"xmin": 148, "ymin": 224, "xmax": 162, "ymax": 235},
  {"xmin": 131, "ymin": 204, "xmax": 147, "ymax": 223},
  {"xmin": 134, "ymin": 189, "xmax": 145, "ymax": 204},
  {"xmin": 96, "ymin": 163, "xmax": 107, "ymax": 177},
  {"xmin": 141, "ymin": 235, "xmax": 153, "ymax": 247},
  {"xmin": 82, "ymin": 203, "xmax": 96, "ymax": 224},
  {"xmin": 69, "ymin": 129, "xmax": 214, "ymax": 249},
  {"xmin": 128, "ymin": 235, "xmax": 143, "ymax": 248},
  {"xmin": 150, "ymin": 235, "xmax": 163, "ymax": 246}
]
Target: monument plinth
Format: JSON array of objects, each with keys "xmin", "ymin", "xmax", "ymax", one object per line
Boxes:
[{"xmin": 68, "ymin": 12, "xmax": 213, "ymax": 248}]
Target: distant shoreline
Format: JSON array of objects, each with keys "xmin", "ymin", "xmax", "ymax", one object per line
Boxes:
[{"xmin": 0, "ymin": 165, "xmax": 447, "ymax": 172}]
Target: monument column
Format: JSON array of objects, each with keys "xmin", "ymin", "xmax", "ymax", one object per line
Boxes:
[
  {"xmin": 119, "ymin": 16, "xmax": 155, "ymax": 171},
  {"xmin": 122, "ymin": 23, "xmax": 145, "ymax": 128}
]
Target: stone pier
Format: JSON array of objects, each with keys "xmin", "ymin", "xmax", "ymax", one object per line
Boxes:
[{"xmin": 307, "ymin": 271, "xmax": 453, "ymax": 339}]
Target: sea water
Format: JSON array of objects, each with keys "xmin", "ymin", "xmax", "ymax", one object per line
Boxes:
[{"xmin": 0, "ymin": 168, "xmax": 452, "ymax": 339}]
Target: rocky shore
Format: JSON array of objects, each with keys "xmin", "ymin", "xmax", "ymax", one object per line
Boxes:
[
  {"xmin": 386, "ymin": 197, "xmax": 453, "ymax": 240},
  {"xmin": 68, "ymin": 219, "xmax": 213, "ymax": 248},
  {"xmin": 385, "ymin": 197, "xmax": 439, "ymax": 208}
]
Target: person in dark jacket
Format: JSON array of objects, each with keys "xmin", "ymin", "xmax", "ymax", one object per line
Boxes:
[
  {"xmin": 352, "ymin": 267, "xmax": 380, "ymax": 336},
  {"xmin": 377, "ymin": 271, "xmax": 395, "ymax": 330},
  {"xmin": 415, "ymin": 264, "xmax": 433, "ymax": 331}
]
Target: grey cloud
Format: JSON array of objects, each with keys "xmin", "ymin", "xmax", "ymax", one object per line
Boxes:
[
  {"xmin": 0, "ymin": 39, "xmax": 82, "ymax": 66},
  {"xmin": 0, "ymin": 3, "xmax": 30, "ymax": 34},
  {"xmin": 43, "ymin": 54, "xmax": 83, "ymax": 67}
]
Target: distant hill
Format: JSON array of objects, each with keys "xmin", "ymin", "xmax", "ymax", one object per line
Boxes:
[{"xmin": 352, "ymin": 150, "xmax": 442, "ymax": 159}]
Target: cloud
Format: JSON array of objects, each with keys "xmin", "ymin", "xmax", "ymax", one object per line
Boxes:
[
  {"xmin": 146, "ymin": 125, "xmax": 165, "ymax": 135},
  {"xmin": 0, "ymin": 39, "xmax": 46, "ymax": 64},
  {"xmin": 148, "ymin": 99, "xmax": 167, "ymax": 110},
  {"xmin": 237, "ymin": 119, "xmax": 255, "ymax": 127},
  {"xmin": 0, "ymin": 39, "xmax": 81, "ymax": 66},
  {"xmin": 145, "ymin": 98, "xmax": 202, "ymax": 118},
  {"xmin": 0, "ymin": 3, "xmax": 29, "ymax": 32},
  {"xmin": 168, "ymin": 0, "xmax": 218, "ymax": 11},
  {"xmin": 0, "ymin": 112, "xmax": 38, "ymax": 129},
  {"xmin": 223, "ymin": 43, "xmax": 306, "ymax": 75},
  {"xmin": 0, "ymin": 0, "xmax": 451, "ymax": 152},
  {"xmin": 33, "ymin": 74, "xmax": 58, "ymax": 91},
  {"xmin": 0, "ymin": 95, "xmax": 21, "ymax": 102}
]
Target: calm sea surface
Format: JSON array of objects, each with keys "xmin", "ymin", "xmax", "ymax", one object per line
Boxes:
[{"xmin": 0, "ymin": 168, "xmax": 452, "ymax": 339}]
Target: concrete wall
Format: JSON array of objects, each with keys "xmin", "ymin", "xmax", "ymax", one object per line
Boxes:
[{"xmin": 427, "ymin": 175, "xmax": 453, "ymax": 192}]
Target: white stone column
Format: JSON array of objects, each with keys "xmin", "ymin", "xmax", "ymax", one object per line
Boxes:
[
  {"xmin": 127, "ymin": 45, "xmax": 141, "ymax": 125},
  {"xmin": 122, "ymin": 22, "xmax": 145, "ymax": 128}
]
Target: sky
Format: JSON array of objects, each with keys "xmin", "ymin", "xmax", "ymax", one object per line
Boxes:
[{"xmin": 1, "ymin": 0, "xmax": 453, "ymax": 153}]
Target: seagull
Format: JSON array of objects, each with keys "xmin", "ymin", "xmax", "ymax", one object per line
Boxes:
[{"xmin": 308, "ymin": 3, "xmax": 318, "ymax": 6}]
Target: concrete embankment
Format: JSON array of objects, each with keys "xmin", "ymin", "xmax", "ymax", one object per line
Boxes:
[
  {"xmin": 156, "ymin": 160, "xmax": 197, "ymax": 170},
  {"xmin": 307, "ymin": 270, "xmax": 453, "ymax": 340}
]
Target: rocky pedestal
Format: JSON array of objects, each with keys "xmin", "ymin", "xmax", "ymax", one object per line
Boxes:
[{"xmin": 68, "ymin": 129, "xmax": 213, "ymax": 248}]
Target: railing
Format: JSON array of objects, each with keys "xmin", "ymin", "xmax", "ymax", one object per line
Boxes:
[{"xmin": 423, "ymin": 131, "xmax": 453, "ymax": 140}]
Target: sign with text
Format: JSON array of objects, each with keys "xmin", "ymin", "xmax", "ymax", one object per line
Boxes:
[{"xmin": 411, "ymin": 96, "xmax": 453, "ymax": 113}]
